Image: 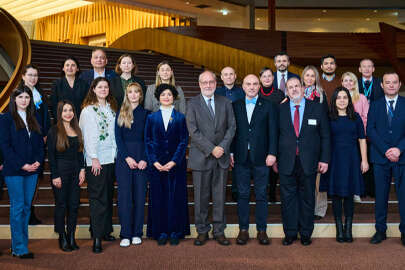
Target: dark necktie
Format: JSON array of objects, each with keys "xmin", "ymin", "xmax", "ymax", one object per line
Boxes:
[
  {"xmin": 280, "ymin": 74, "xmax": 286, "ymax": 93},
  {"xmin": 207, "ymin": 98, "xmax": 215, "ymax": 118},
  {"xmin": 387, "ymin": 100, "xmax": 395, "ymax": 128},
  {"xmin": 364, "ymin": 80, "xmax": 371, "ymax": 90},
  {"xmin": 294, "ymin": 105, "xmax": 300, "ymax": 154}
]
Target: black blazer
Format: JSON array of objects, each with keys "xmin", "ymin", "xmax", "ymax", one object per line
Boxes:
[
  {"xmin": 278, "ymin": 99, "xmax": 330, "ymax": 175},
  {"xmin": 358, "ymin": 77, "xmax": 384, "ymax": 103},
  {"xmin": 232, "ymin": 97, "xmax": 278, "ymax": 166},
  {"xmin": 110, "ymin": 75, "xmax": 147, "ymax": 108},
  {"xmin": 50, "ymin": 77, "xmax": 89, "ymax": 118},
  {"xmin": 79, "ymin": 69, "xmax": 116, "ymax": 86},
  {"xmin": 34, "ymin": 86, "xmax": 51, "ymax": 136}
]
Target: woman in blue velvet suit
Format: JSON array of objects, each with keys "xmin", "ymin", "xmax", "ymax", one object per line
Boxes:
[
  {"xmin": 0, "ymin": 86, "xmax": 44, "ymax": 259},
  {"xmin": 145, "ymin": 83, "xmax": 190, "ymax": 245},
  {"xmin": 115, "ymin": 82, "xmax": 149, "ymax": 247}
]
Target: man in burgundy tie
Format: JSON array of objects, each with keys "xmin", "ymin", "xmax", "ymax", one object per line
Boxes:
[{"xmin": 275, "ymin": 77, "xmax": 330, "ymax": 246}]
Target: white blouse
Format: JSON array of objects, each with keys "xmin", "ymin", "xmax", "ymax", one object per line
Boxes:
[
  {"xmin": 17, "ymin": 110, "xmax": 30, "ymax": 136},
  {"xmin": 160, "ymin": 106, "xmax": 173, "ymax": 131},
  {"xmin": 79, "ymin": 103, "xmax": 117, "ymax": 166}
]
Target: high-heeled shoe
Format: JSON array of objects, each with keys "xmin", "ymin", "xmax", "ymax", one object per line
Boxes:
[
  {"xmin": 68, "ymin": 232, "xmax": 79, "ymax": 250},
  {"xmin": 58, "ymin": 232, "xmax": 72, "ymax": 252},
  {"xmin": 93, "ymin": 238, "xmax": 102, "ymax": 253}
]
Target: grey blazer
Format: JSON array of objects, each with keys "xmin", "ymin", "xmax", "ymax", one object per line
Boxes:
[
  {"xmin": 144, "ymin": 84, "xmax": 186, "ymax": 114},
  {"xmin": 186, "ymin": 94, "xmax": 236, "ymax": 170}
]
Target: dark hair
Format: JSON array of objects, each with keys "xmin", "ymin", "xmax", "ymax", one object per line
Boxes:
[
  {"xmin": 321, "ymin": 54, "xmax": 336, "ymax": 65},
  {"xmin": 274, "ymin": 52, "xmax": 290, "ymax": 61},
  {"xmin": 81, "ymin": 77, "xmax": 118, "ymax": 112},
  {"xmin": 20, "ymin": 64, "xmax": 40, "ymax": 89},
  {"xmin": 115, "ymin": 54, "xmax": 138, "ymax": 75},
  {"xmin": 55, "ymin": 100, "xmax": 83, "ymax": 152},
  {"xmin": 9, "ymin": 86, "xmax": 41, "ymax": 133},
  {"xmin": 329, "ymin": 87, "xmax": 355, "ymax": 121},
  {"xmin": 91, "ymin": 48, "xmax": 106, "ymax": 56},
  {"xmin": 382, "ymin": 71, "xmax": 399, "ymax": 82},
  {"xmin": 154, "ymin": 83, "xmax": 178, "ymax": 101},
  {"xmin": 259, "ymin": 67, "xmax": 273, "ymax": 77},
  {"xmin": 60, "ymin": 56, "xmax": 81, "ymax": 77}
]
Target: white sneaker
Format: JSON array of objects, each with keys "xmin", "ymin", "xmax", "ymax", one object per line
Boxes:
[
  {"xmin": 120, "ymin": 239, "xmax": 130, "ymax": 247},
  {"xmin": 132, "ymin": 237, "xmax": 142, "ymax": 245},
  {"xmin": 354, "ymin": 195, "xmax": 361, "ymax": 202}
]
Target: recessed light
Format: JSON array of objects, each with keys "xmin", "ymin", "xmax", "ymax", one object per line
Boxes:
[
  {"xmin": 393, "ymin": 12, "xmax": 399, "ymax": 16},
  {"xmin": 186, "ymin": 1, "xmax": 190, "ymax": 4},
  {"xmin": 366, "ymin": 18, "xmax": 370, "ymax": 21},
  {"xmin": 317, "ymin": 18, "xmax": 321, "ymax": 21},
  {"xmin": 374, "ymin": 10, "xmax": 378, "ymax": 13},
  {"xmin": 322, "ymin": 10, "xmax": 327, "ymax": 13},
  {"xmin": 220, "ymin": 9, "xmax": 229, "ymax": 15},
  {"xmin": 257, "ymin": 18, "xmax": 260, "ymax": 21}
]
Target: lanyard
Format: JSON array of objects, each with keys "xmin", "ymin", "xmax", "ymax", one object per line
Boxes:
[{"xmin": 362, "ymin": 79, "xmax": 373, "ymax": 98}]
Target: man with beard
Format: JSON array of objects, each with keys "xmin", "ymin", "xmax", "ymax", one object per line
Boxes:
[
  {"xmin": 320, "ymin": 54, "xmax": 340, "ymax": 104},
  {"xmin": 273, "ymin": 52, "xmax": 300, "ymax": 96}
]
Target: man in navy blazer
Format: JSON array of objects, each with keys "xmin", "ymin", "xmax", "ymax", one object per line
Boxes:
[
  {"xmin": 79, "ymin": 48, "xmax": 116, "ymax": 86},
  {"xmin": 367, "ymin": 72, "xmax": 405, "ymax": 245},
  {"xmin": 358, "ymin": 59, "xmax": 384, "ymax": 103},
  {"xmin": 273, "ymin": 52, "xmax": 300, "ymax": 95},
  {"xmin": 231, "ymin": 74, "xmax": 278, "ymax": 245},
  {"xmin": 276, "ymin": 77, "xmax": 330, "ymax": 246}
]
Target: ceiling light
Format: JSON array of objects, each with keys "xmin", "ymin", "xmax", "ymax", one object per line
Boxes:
[
  {"xmin": 322, "ymin": 10, "xmax": 327, "ymax": 13},
  {"xmin": 186, "ymin": 1, "xmax": 190, "ymax": 4},
  {"xmin": 220, "ymin": 9, "xmax": 229, "ymax": 16},
  {"xmin": 366, "ymin": 18, "xmax": 370, "ymax": 21},
  {"xmin": 317, "ymin": 18, "xmax": 321, "ymax": 21},
  {"xmin": 257, "ymin": 18, "xmax": 260, "ymax": 21},
  {"xmin": 374, "ymin": 10, "xmax": 378, "ymax": 13}
]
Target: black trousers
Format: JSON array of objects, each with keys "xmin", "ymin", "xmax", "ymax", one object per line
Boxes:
[
  {"xmin": 52, "ymin": 162, "xmax": 81, "ymax": 234},
  {"xmin": 86, "ymin": 163, "xmax": 115, "ymax": 238},
  {"xmin": 331, "ymin": 196, "xmax": 354, "ymax": 219},
  {"xmin": 280, "ymin": 156, "xmax": 316, "ymax": 238}
]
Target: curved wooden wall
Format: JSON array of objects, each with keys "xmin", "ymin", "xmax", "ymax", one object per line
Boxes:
[
  {"xmin": 110, "ymin": 28, "xmax": 302, "ymax": 80},
  {"xmin": 0, "ymin": 8, "xmax": 31, "ymax": 112}
]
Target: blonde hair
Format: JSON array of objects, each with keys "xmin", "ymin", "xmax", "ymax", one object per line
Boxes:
[
  {"xmin": 301, "ymin": 65, "xmax": 325, "ymax": 103},
  {"xmin": 341, "ymin": 72, "xmax": 360, "ymax": 103},
  {"xmin": 117, "ymin": 82, "xmax": 144, "ymax": 129},
  {"xmin": 155, "ymin": 61, "xmax": 176, "ymax": 86}
]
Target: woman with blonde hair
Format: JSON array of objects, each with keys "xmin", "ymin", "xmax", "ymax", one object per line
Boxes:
[
  {"xmin": 144, "ymin": 61, "xmax": 186, "ymax": 114},
  {"xmin": 301, "ymin": 65, "xmax": 329, "ymax": 220},
  {"xmin": 115, "ymin": 82, "xmax": 149, "ymax": 247}
]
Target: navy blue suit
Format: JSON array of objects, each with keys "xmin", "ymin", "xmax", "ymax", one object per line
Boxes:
[
  {"xmin": 215, "ymin": 85, "xmax": 245, "ymax": 103},
  {"xmin": 115, "ymin": 105, "xmax": 149, "ymax": 239},
  {"xmin": 79, "ymin": 69, "xmax": 116, "ymax": 87},
  {"xmin": 367, "ymin": 95, "xmax": 405, "ymax": 233},
  {"xmin": 145, "ymin": 109, "xmax": 190, "ymax": 240},
  {"xmin": 273, "ymin": 71, "xmax": 300, "ymax": 95},
  {"xmin": 358, "ymin": 77, "xmax": 384, "ymax": 103}
]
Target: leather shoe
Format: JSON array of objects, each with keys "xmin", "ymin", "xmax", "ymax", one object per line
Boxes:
[
  {"xmin": 103, "ymin": 234, "xmax": 116, "ymax": 242},
  {"xmin": 257, "ymin": 231, "xmax": 270, "ymax": 245},
  {"xmin": 282, "ymin": 236, "xmax": 297, "ymax": 246},
  {"xmin": 13, "ymin": 252, "xmax": 34, "ymax": 259},
  {"xmin": 236, "ymin": 230, "xmax": 249, "ymax": 245},
  {"xmin": 300, "ymin": 236, "xmax": 312, "ymax": 246},
  {"xmin": 92, "ymin": 238, "xmax": 102, "ymax": 253},
  {"xmin": 370, "ymin": 231, "xmax": 386, "ymax": 244},
  {"xmin": 194, "ymin": 233, "xmax": 208, "ymax": 246},
  {"xmin": 214, "ymin": 235, "xmax": 230, "ymax": 246},
  {"xmin": 170, "ymin": 237, "xmax": 179, "ymax": 246},
  {"xmin": 157, "ymin": 237, "xmax": 168, "ymax": 246},
  {"xmin": 401, "ymin": 233, "xmax": 405, "ymax": 246}
]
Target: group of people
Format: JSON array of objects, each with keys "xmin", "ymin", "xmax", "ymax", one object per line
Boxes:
[{"xmin": 0, "ymin": 48, "xmax": 404, "ymax": 259}]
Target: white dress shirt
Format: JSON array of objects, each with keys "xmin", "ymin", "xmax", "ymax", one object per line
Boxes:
[
  {"xmin": 93, "ymin": 69, "xmax": 106, "ymax": 80},
  {"xmin": 160, "ymin": 106, "xmax": 174, "ymax": 131},
  {"xmin": 17, "ymin": 110, "xmax": 30, "ymax": 136},
  {"xmin": 385, "ymin": 95, "xmax": 398, "ymax": 112}
]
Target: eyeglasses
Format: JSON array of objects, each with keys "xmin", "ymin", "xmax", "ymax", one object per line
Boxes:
[{"xmin": 199, "ymin": 80, "xmax": 216, "ymax": 86}]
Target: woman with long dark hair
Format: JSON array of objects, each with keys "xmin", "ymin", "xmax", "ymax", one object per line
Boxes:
[
  {"xmin": 47, "ymin": 100, "xmax": 85, "ymax": 252},
  {"xmin": 321, "ymin": 87, "xmax": 369, "ymax": 243},
  {"xmin": 79, "ymin": 77, "xmax": 118, "ymax": 253},
  {"xmin": 0, "ymin": 86, "xmax": 44, "ymax": 258}
]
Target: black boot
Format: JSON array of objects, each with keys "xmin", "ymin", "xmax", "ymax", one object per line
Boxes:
[
  {"xmin": 29, "ymin": 206, "xmax": 42, "ymax": 225},
  {"xmin": 93, "ymin": 238, "xmax": 102, "ymax": 253},
  {"xmin": 344, "ymin": 216, "xmax": 353, "ymax": 243},
  {"xmin": 58, "ymin": 233, "xmax": 72, "ymax": 252},
  {"xmin": 335, "ymin": 216, "xmax": 345, "ymax": 243},
  {"xmin": 68, "ymin": 232, "xmax": 79, "ymax": 250}
]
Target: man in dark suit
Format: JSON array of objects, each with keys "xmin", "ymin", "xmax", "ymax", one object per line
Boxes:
[
  {"xmin": 358, "ymin": 59, "xmax": 384, "ymax": 103},
  {"xmin": 231, "ymin": 74, "xmax": 278, "ymax": 245},
  {"xmin": 273, "ymin": 52, "xmax": 300, "ymax": 95},
  {"xmin": 367, "ymin": 72, "xmax": 405, "ymax": 245},
  {"xmin": 186, "ymin": 70, "xmax": 236, "ymax": 246},
  {"xmin": 276, "ymin": 77, "xmax": 330, "ymax": 246},
  {"xmin": 79, "ymin": 48, "xmax": 116, "ymax": 86}
]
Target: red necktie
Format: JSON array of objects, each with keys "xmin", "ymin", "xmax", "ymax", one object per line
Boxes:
[{"xmin": 294, "ymin": 105, "xmax": 300, "ymax": 155}]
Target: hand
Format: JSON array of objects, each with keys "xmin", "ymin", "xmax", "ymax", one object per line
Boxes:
[
  {"xmin": 318, "ymin": 162, "xmax": 328, "ymax": 174},
  {"xmin": 138, "ymin": 160, "xmax": 147, "ymax": 170},
  {"xmin": 385, "ymin": 147, "xmax": 400, "ymax": 162},
  {"xmin": 0, "ymin": 164, "xmax": 3, "ymax": 171},
  {"xmin": 79, "ymin": 169, "xmax": 85, "ymax": 186},
  {"xmin": 163, "ymin": 161, "xmax": 176, "ymax": 171},
  {"xmin": 31, "ymin": 161, "xmax": 40, "ymax": 170},
  {"xmin": 361, "ymin": 160, "xmax": 369, "ymax": 174},
  {"xmin": 266, "ymin": 155, "xmax": 276, "ymax": 167},
  {"xmin": 125, "ymin": 157, "xmax": 138, "ymax": 170},
  {"xmin": 154, "ymin": 162, "xmax": 165, "ymax": 171},
  {"xmin": 52, "ymin": 177, "xmax": 62, "ymax": 189},
  {"xmin": 22, "ymin": 164, "xmax": 35, "ymax": 172},
  {"xmin": 272, "ymin": 162, "xmax": 278, "ymax": 173},
  {"xmin": 43, "ymin": 136, "xmax": 47, "ymax": 143},
  {"xmin": 212, "ymin": 146, "xmax": 224, "ymax": 159},
  {"xmin": 91, "ymin": 158, "xmax": 102, "ymax": 176},
  {"xmin": 230, "ymin": 155, "xmax": 234, "ymax": 168}
]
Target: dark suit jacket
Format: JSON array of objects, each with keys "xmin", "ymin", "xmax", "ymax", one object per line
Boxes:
[
  {"xmin": 358, "ymin": 77, "xmax": 384, "ymax": 103},
  {"xmin": 232, "ymin": 97, "xmax": 278, "ymax": 166},
  {"xmin": 186, "ymin": 94, "xmax": 236, "ymax": 170},
  {"xmin": 366, "ymin": 95, "xmax": 405, "ymax": 165},
  {"xmin": 273, "ymin": 71, "xmax": 300, "ymax": 94},
  {"xmin": 278, "ymin": 99, "xmax": 330, "ymax": 175},
  {"xmin": 34, "ymin": 86, "xmax": 51, "ymax": 136},
  {"xmin": 79, "ymin": 69, "xmax": 116, "ymax": 86},
  {"xmin": 0, "ymin": 112, "xmax": 45, "ymax": 176},
  {"xmin": 215, "ymin": 85, "xmax": 245, "ymax": 103},
  {"xmin": 110, "ymin": 75, "xmax": 147, "ymax": 108}
]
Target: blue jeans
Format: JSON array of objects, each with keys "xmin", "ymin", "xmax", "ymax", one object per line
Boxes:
[{"xmin": 5, "ymin": 174, "xmax": 38, "ymax": 255}]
